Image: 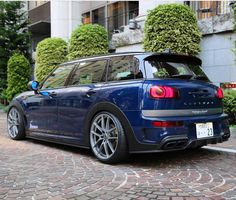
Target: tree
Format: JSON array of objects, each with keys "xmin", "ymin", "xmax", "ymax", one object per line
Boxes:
[
  {"xmin": 6, "ymin": 52, "xmax": 31, "ymax": 101},
  {"xmin": 143, "ymin": 4, "xmax": 201, "ymax": 56},
  {"xmin": 68, "ymin": 24, "xmax": 108, "ymax": 60},
  {"xmin": 35, "ymin": 38, "xmax": 68, "ymax": 82},
  {"xmin": 0, "ymin": 1, "xmax": 31, "ymax": 93}
]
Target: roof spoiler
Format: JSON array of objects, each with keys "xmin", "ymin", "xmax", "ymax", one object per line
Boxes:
[{"xmin": 144, "ymin": 53, "xmax": 202, "ymax": 65}]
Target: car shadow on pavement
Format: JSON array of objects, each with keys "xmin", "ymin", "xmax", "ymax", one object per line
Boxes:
[
  {"xmin": 25, "ymin": 138, "xmax": 226, "ymax": 167},
  {"xmin": 27, "ymin": 138, "xmax": 94, "ymax": 157}
]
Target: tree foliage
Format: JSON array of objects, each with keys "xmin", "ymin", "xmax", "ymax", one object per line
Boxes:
[
  {"xmin": 0, "ymin": 1, "xmax": 31, "ymax": 92},
  {"xmin": 223, "ymin": 90, "xmax": 236, "ymax": 124},
  {"xmin": 35, "ymin": 38, "xmax": 68, "ymax": 82},
  {"xmin": 143, "ymin": 4, "xmax": 201, "ymax": 55},
  {"xmin": 68, "ymin": 24, "xmax": 108, "ymax": 60},
  {"xmin": 6, "ymin": 52, "xmax": 31, "ymax": 101}
]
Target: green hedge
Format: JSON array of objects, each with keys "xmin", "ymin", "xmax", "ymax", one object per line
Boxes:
[
  {"xmin": 223, "ymin": 90, "xmax": 236, "ymax": 125},
  {"xmin": 143, "ymin": 4, "xmax": 201, "ymax": 55},
  {"xmin": 68, "ymin": 24, "xmax": 108, "ymax": 60},
  {"xmin": 35, "ymin": 38, "xmax": 68, "ymax": 82},
  {"xmin": 6, "ymin": 52, "xmax": 31, "ymax": 101}
]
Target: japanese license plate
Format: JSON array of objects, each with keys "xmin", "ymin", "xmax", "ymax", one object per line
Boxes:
[{"xmin": 196, "ymin": 122, "xmax": 214, "ymax": 139}]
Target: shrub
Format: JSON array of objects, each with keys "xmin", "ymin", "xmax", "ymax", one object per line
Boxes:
[
  {"xmin": 143, "ymin": 4, "xmax": 201, "ymax": 55},
  {"xmin": 223, "ymin": 90, "xmax": 236, "ymax": 125},
  {"xmin": 68, "ymin": 24, "xmax": 108, "ymax": 60},
  {"xmin": 35, "ymin": 38, "xmax": 68, "ymax": 82},
  {"xmin": 6, "ymin": 52, "xmax": 31, "ymax": 101}
]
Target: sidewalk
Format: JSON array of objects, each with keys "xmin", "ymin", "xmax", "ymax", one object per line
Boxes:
[{"xmin": 211, "ymin": 126, "xmax": 236, "ymax": 150}]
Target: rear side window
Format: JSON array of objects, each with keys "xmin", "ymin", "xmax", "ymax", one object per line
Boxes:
[
  {"xmin": 70, "ymin": 60, "xmax": 107, "ymax": 85},
  {"xmin": 41, "ymin": 64, "xmax": 74, "ymax": 89},
  {"xmin": 108, "ymin": 56, "xmax": 143, "ymax": 81}
]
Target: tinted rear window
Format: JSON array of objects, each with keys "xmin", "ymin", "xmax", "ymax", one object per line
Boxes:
[{"xmin": 145, "ymin": 56, "xmax": 209, "ymax": 82}]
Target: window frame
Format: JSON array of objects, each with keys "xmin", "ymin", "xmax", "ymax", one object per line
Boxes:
[
  {"xmin": 66, "ymin": 58, "xmax": 109, "ymax": 86},
  {"xmin": 39, "ymin": 63, "xmax": 77, "ymax": 90},
  {"xmin": 106, "ymin": 55, "xmax": 144, "ymax": 83}
]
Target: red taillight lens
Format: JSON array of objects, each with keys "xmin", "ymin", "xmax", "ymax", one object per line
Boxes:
[
  {"xmin": 216, "ymin": 87, "xmax": 224, "ymax": 99},
  {"xmin": 152, "ymin": 121, "xmax": 183, "ymax": 127},
  {"xmin": 150, "ymin": 86, "xmax": 179, "ymax": 99}
]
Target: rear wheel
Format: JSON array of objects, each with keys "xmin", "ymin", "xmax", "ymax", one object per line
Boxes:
[
  {"xmin": 7, "ymin": 107, "xmax": 25, "ymax": 140},
  {"xmin": 89, "ymin": 112, "xmax": 128, "ymax": 164}
]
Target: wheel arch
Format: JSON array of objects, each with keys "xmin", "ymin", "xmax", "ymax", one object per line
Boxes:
[{"xmin": 83, "ymin": 101, "xmax": 136, "ymax": 151}]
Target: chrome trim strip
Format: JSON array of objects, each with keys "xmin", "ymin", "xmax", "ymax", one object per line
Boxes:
[{"xmin": 142, "ymin": 108, "xmax": 223, "ymax": 117}]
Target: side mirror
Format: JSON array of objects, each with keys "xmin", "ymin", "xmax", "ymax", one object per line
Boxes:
[{"xmin": 28, "ymin": 81, "xmax": 39, "ymax": 93}]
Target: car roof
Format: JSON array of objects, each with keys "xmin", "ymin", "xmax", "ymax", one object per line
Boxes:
[{"xmin": 60, "ymin": 52, "xmax": 202, "ymax": 66}]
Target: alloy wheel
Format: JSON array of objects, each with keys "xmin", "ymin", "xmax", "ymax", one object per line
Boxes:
[
  {"xmin": 90, "ymin": 113, "xmax": 119, "ymax": 160},
  {"xmin": 7, "ymin": 107, "xmax": 21, "ymax": 138}
]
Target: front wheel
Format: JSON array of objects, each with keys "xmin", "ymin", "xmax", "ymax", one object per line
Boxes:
[
  {"xmin": 7, "ymin": 107, "xmax": 25, "ymax": 140},
  {"xmin": 89, "ymin": 112, "xmax": 128, "ymax": 164}
]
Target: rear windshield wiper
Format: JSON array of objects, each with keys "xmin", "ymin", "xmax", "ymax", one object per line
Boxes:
[
  {"xmin": 192, "ymin": 75, "xmax": 209, "ymax": 81},
  {"xmin": 171, "ymin": 74, "xmax": 193, "ymax": 79}
]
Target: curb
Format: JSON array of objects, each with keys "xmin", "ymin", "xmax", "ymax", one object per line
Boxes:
[{"xmin": 203, "ymin": 146, "xmax": 236, "ymax": 154}]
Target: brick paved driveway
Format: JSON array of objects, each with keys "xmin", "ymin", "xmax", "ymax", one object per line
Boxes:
[{"xmin": 0, "ymin": 111, "xmax": 235, "ymax": 200}]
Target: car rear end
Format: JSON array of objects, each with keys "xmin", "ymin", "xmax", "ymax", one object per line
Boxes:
[{"xmin": 136, "ymin": 53, "xmax": 230, "ymax": 151}]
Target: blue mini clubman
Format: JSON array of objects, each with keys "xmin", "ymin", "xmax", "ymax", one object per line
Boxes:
[{"xmin": 7, "ymin": 52, "xmax": 230, "ymax": 163}]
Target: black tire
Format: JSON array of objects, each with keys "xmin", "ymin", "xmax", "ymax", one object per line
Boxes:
[
  {"xmin": 89, "ymin": 111, "xmax": 128, "ymax": 164},
  {"xmin": 7, "ymin": 106, "xmax": 25, "ymax": 140}
]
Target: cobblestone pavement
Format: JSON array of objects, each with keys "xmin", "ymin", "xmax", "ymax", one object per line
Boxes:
[{"xmin": 0, "ymin": 110, "xmax": 236, "ymax": 200}]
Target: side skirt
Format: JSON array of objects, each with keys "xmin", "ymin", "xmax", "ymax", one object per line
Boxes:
[{"xmin": 26, "ymin": 131, "xmax": 90, "ymax": 149}]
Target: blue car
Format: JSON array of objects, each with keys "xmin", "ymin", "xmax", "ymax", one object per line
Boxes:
[{"xmin": 7, "ymin": 52, "xmax": 230, "ymax": 163}]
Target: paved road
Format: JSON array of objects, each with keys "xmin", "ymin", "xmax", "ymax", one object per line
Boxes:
[{"xmin": 0, "ymin": 110, "xmax": 235, "ymax": 200}]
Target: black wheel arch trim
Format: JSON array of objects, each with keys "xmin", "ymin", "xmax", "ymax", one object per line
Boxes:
[{"xmin": 82, "ymin": 101, "xmax": 159, "ymax": 152}]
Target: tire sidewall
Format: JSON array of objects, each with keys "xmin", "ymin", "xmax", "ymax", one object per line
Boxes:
[
  {"xmin": 7, "ymin": 106, "xmax": 25, "ymax": 140},
  {"xmin": 89, "ymin": 111, "xmax": 128, "ymax": 164}
]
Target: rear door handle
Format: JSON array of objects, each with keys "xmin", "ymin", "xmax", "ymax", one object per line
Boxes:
[
  {"xmin": 49, "ymin": 92, "xmax": 57, "ymax": 97},
  {"xmin": 86, "ymin": 89, "xmax": 96, "ymax": 96}
]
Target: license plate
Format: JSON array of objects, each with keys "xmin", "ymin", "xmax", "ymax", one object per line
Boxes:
[{"xmin": 196, "ymin": 122, "xmax": 214, "ymax": 139}]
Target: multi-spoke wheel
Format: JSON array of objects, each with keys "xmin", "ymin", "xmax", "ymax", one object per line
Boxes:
[
  {"xmin": 7, "ymin": 107, "xmax": 25, "ymax": 140},
  {"xmin": 90, "ymin": 112, "xmax": 128, "ymax": 163}
]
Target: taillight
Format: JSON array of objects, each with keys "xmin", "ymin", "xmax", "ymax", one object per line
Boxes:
[
  {"xmin": 150, "ymin": 86, "xmax": 179, "ymax": 99},
  {"xmin": 216, "ymin": 87, "xmax": 224, "ymax": 99},
  {"xmin": 152, "ymin": 121, "xmax": 183, "ymax": 127}
]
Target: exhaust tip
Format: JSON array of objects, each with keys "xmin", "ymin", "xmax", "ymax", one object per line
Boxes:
[{"xmin": 162, "ymin": 139, "xmax": 188, "ymax": 150}]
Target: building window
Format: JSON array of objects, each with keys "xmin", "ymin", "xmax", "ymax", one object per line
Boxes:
[
  {"xmin": 185, "ymin": 1, "xmax": 231, "ymax": 20},
  {"xmin": 108, "ymin": 2, "xmax": 126, "ymax": 34},
  {"xmin": 81, "ymin": 1, "xmax": 139, "ymax": 35},
  {"xmin": 82, "ymin": 12, "xmax": 91, "ymax": 24},
  {"xmin": 108, "ymin": 1, "xmax": 138, "ymax": 34},
  {"xmin": 92, "ymin": 7, "xmax": 105, "ymax": 27}
]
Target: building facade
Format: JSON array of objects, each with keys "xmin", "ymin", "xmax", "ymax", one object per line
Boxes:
[{"xmin": 27, "ymin": 0, "xmax": 236, "ymax": 86}]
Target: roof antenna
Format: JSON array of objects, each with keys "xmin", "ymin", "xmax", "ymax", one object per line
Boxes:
[{"xmin": 164, "ymin": 48, "xmax": 172, "ymax": 54}]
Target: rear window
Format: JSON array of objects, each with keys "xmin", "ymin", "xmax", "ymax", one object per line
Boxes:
[{"xmin": 145, "ymin": 57, "xmax": 209, "ymax": 82}]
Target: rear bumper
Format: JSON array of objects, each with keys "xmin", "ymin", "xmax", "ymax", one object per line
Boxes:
[
  {"xmin": 125, "ymin": 112, "xmax": 231, "ymax": 153},
  {"xmin": 129, "ymin": 133, "xmax": 230, "ymax": 153}
]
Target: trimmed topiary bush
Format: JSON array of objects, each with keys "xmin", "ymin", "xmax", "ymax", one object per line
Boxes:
[
  {"xmin": 143, "ymin": 4, "xmax": 201, "ymax": 55},
  {"xmin": 6, "ymin": 52, "xmax": 31, "ymax": 101},
  {"xmin": 223, "ymin": 90, "xmax": 236, "ymax": 125},
  {"xmin": 68, "ymin": 24, "xmax": 108, "ymax": 60},
  {"xmin": 35, "ymin": 38, "xmax": 68, "ymax": 82}
]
